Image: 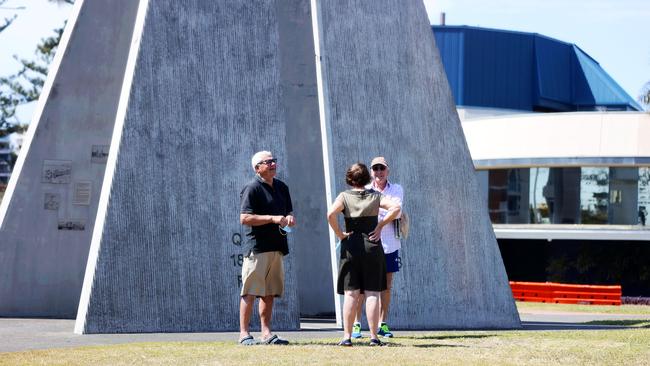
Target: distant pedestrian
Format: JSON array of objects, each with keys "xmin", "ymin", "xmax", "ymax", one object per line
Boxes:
[
  {"xmin": 639, "ymin": 206, "xmax": 647, "ymax": 226},
  {"xmin": 238, "ymin": 151, "xmax": 296, "ymax": 345}
]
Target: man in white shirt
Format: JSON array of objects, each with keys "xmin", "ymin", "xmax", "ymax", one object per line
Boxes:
[{"xmin": 352, "ymin": 156, "xmax": 403, "ymax": 339}]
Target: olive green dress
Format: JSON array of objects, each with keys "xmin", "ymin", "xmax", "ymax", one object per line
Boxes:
[{"xmin": 335, "ymin": 189, "xmax": 387, "ymax": 294}]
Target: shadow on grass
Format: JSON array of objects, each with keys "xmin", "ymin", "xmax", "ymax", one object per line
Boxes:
[
  {"xmin": 399, "ymin": 334, "xmax": 497, "ymax": 341},
  {"xmin": 292, "ymin": 341, "xmax": 469, "ymax": 349},
  {"xmin": 291, "ymin": 340, "xmax": 406, "ymax": 347},
  {"xmin": 413, "ymin": 343, "xmax": 469, "ymax": 349},
  {"xmin": 289, "ymin": 335, "xmax": 495, "ymax": 348},
  {"xmin": 583, "ymin": 320, "xmax": 650, "ymax": 328}
]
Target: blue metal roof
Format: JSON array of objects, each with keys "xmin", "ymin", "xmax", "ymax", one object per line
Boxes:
[{"xmin": 432, "ymin": 25, "xmax": 642, "ymax": 112}]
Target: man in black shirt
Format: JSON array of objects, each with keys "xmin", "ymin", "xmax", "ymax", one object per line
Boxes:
[{"xmin": 238, "ymin": 150, "xmax": 295, "ymax": 345}]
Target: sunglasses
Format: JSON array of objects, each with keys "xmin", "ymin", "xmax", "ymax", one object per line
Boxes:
[
  {"xmin": 257, "ymin": 158, "xmax": 277, "ymax": 166},
  {"xmin": 372, "ymin": 165, "xmax": 386, "ymax": 171}
]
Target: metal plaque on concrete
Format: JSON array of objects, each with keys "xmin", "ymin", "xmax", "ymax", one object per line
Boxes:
[
  {"xmin": 91, "ymin": 145, "xmax": 109, "ymax": 164},
  {"xmin": 44, "ymin": 193, "xmax": 61, "ymax": 211},
  {"xmin": 72, "ymin": 181, "xmax": 92, "ymax": 206},
  {"xmin": 41, "ymin": 160, "xmax": 72, "ymax": 184},
  {"xmin": 58, "ymin": 220, "xmax": 85, "ymax": 231}
]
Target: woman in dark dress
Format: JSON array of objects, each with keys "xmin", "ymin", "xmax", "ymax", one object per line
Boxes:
[{"xmin": 327, "ymin": 163, "xmax": 401, "ymax": 346}]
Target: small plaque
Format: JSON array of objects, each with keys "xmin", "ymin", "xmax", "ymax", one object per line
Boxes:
[
  {"xmin": 58, "ymin": 219, "xmax": 85, "ymax": 231},
  {"xmin": 72, "ymin": 181, "xmax": 92, "ymax": 206},
  {"xmin": 91, "ymin": 145, "xmax": 109, "ymax": 164},
  {"xmin": 42, "ymin": 160, "xmax": 72, "ymax": 184},
  {"xmin": 44, "ymin": 193, "xmax": 61, "ymax": 210}
]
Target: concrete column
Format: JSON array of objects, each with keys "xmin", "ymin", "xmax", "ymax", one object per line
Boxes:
[
  {"xmin": 313, "ymin": 0, "xmax": 520, "ymax": 329},
  {"xmin": 0, "ymin": 0, "xmax": 140, "ymax": 318},
  {"xmin": 276, "ymin": 0, "xmax": 334, "ymax": 317},
  {"xmin": 75, "ymin": 0, "xmax": 300, "ymax": 333}
]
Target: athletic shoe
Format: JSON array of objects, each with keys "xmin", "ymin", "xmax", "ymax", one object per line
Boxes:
[
  {"xmin": 369, "ymin": 338, "xmax": 384, "ymax": 347},
  {"xmin": 377, "ymin": 323, "xmax": 393, "ymax": 338},
  {"xmin": 351, "ymin": 323, "xmax": 362, "ymax": 339}
]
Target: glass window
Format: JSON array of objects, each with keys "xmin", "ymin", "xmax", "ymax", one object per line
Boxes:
[
  {"xmin": 580, "ymin": 167, "xmax": 609, "ymax": 224},
  {"xmin": 639, "ymin": 167, "xmax": 650, "ymax": 226},
  {"xmin": 543, "ymin": 168, "xmax": 581, "ymax": 224},
  {"xmin": 608, "ymin": 168, "xmax": 638, "ymax": 225},
  {"xmin": 529, "ymin": 168, "xmax": 550, "ymax": 223},
  {"xmin": 484, "ymin": 166, "xmax": 650, "ymax": 226},
  {"xmin": 488, "ymin": 169, "xmax": 529, "ymax": 224}
]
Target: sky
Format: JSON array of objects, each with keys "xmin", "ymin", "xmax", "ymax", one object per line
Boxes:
[{"xmin": 1, "ymin": 0, "xmax": 648, "ymax": 124}]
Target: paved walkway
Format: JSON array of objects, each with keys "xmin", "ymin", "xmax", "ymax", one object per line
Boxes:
[{"xmin": 1, "ymin": 312, "xmax": 648, "ymax": 353}]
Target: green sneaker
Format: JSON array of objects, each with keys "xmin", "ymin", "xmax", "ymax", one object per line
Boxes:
[
  {"xmin": 377, "ymin": 323, "xmax": 393, "ymax": 338},
  {"xmin": 351, "ymin": 323, "xmax": 362, "ymax": 338}
]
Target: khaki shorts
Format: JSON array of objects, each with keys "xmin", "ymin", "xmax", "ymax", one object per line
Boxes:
[{"xmin": 240, "ymin": 251, "xmax": 284, "ymax": 297}]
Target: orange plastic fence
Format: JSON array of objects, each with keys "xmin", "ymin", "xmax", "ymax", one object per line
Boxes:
[{"xmin": 509, "ymin": 281, "xmax": 621, "ymax": 305}]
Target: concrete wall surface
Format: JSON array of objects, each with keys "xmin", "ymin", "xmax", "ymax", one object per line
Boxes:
[
  {"xmin": 314, "ymin": 0, "xmax": 520, "ymax": 329},
  {"xmin": 276, "ymin": 1, "xmax": 334, "ymax": 317},
  {"xmin": 0, "ymin": 0, "xmax": 139, "ymax": 318},
  {"xmin": 5, "ymin": 0, "xmax": 519, "ymax": 331},
  {"xmin": 75, "ymin": 0, "xmax": 300, "ymax": 333}
]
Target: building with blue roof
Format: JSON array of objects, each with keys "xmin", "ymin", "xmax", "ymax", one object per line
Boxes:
[
  {"xmin": 433, "ymin": 25, "xmax": 641, "ymax": 112},
  {"xmin": 433, "ymin": 25, "xmax": 650, "ymax": 296}
]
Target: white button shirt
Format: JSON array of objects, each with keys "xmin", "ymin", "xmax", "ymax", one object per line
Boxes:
[{"xmin": 368, "ymin": 181, "xmax": 403, "ymax": 254}]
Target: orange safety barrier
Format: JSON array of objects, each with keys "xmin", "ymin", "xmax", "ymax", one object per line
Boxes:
[{"xmin": 510, "ymin": 281, "xmax": 621, "ymax": 305}]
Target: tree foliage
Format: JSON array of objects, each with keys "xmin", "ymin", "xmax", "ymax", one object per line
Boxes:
[
  {"xmin": 0, "ymin": 26, "xmax": 63, "ymax": 133},
  {"xmin": 0, "ymin": 0, "xmax": 24, "ymax": 32},
  {"xmin": 0, "ymin": 0, "xmax": 73, "ymax": 137}
]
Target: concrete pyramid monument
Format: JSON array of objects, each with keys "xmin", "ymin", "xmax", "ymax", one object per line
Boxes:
[
  {"xmin": 313, "ymin": 1, "xmax": 520, "ymax": 329},
  {"xmin": 3, "ymin": 0, "xmax": 518, "ymax": 333},
  {"xmin": 74, "ymin": 0, "xmax": 304, "ymax": 333},
  {"xmin": 0, "ymin": 0, "xmax": 139, "ymax": 318}
]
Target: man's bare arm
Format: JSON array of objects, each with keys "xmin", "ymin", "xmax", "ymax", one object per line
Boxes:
[{"xmin": 240, "ymin": 214, "xmax": 288, "ymax": 227}]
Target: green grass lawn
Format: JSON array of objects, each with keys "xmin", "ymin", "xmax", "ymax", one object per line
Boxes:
[
  {"xmin": 2, "ymin": 330, "xmax": 649, "ymax": 366},
  {"xmin": 3, "ymin": 302, "xmax": 650, "ymax": 365}
]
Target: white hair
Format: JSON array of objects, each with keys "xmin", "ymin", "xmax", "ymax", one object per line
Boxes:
[{"xmin": 251, "ymin": 150, "xmax": 273, "ymax": 170}]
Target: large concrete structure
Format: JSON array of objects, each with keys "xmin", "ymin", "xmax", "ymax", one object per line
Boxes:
[
  {"xmin": 278, "ymin": 3, "xmax": 334, "ymax": 317},
  {"xmin": 74, "ymin": 0, "xmax": 304, "ymax": 333},
  {"xmin": 313, "ymin": 1, "xmax": 519, "ymax": 329},
  {"xmin": 0, "ymin": 0, "xmax": 139, "ymax": 317},
  {"xmin": 3, "ymin": 0, "xmax": 519, "ymax": 332},
  {"xmin": 0, "ymin": 1, "xmax": 333, "ymax": 321}
]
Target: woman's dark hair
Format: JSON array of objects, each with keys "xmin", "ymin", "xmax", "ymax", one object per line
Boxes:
[{"xmin": 345, "ymin": 163, "xmax": 371, "ymax": 188}]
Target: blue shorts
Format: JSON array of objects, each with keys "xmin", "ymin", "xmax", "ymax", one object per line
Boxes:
[{"xmin": 385, "ymin": 250, "xmax": 400, "ymax": 273}]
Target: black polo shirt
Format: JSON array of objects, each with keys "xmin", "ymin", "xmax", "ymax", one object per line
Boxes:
[{"xmin": 240, "ymin": 175, "xmax": 293, "ymax": 255}]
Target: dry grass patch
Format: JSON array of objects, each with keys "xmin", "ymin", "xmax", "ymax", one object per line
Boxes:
[{"xmin": 2, "ymin": 329, "xmax": 650, "ymax": 366}]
